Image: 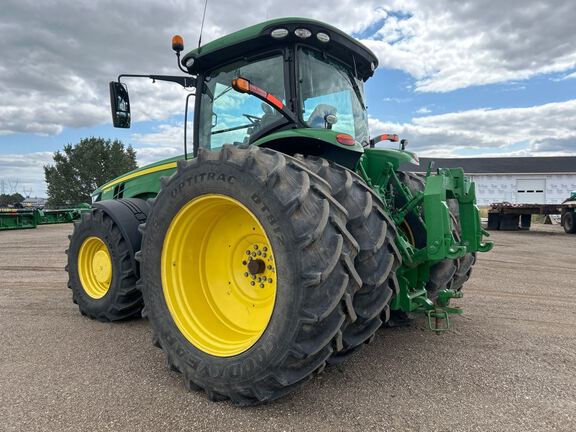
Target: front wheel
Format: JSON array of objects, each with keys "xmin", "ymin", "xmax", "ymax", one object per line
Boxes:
[
  {"xmin": 66, "ymin": 209, "xmax": 142, "ymax": 321},
  {"xmin": 139, "ymin": 146, "xmax": 361, "ymax": 405}
]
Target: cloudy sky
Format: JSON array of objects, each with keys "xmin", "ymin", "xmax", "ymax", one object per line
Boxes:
[{"xmin": 0, "ymin": 0, "xmax": 575, "ymax": 196}]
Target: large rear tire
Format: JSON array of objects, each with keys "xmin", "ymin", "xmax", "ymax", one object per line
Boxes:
[
  {"xmin": 66, "ymin": 209, "xmax": 143, "ymax": 321},
  {"xmin": 138, "ymin": 145, "xmax": 361, "ymax": 405},
  {"xmin": 295, "ymin": 156, "xmax": 400, "ymax": 364}
]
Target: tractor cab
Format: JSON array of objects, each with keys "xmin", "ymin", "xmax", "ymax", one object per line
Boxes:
[
  {"xmin": 110, "ymin": 18, "xmax": 379, "ymax": 168},
  {"xmin": 182, "ymin": 18, "xmax": 377, "ymax": 150}
]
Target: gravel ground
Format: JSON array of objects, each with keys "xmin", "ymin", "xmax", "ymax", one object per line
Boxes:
[{"xmin": 1, "ymin": 223, "xmax": 575, "ymax": 432}]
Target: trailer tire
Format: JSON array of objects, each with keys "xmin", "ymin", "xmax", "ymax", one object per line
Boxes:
[{"xmin": 564, "ymin": 211, "xmax": 576, "ymax": 234}]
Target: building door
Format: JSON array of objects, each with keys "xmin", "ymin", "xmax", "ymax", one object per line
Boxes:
[{"xmin": 516, "ymin": 179, "xmax": 546, "ymax": 203}]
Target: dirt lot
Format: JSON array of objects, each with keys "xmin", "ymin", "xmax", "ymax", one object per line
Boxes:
[{"xmin": 1, "ymin": 224, "xmax": 575, "ymax": 431}]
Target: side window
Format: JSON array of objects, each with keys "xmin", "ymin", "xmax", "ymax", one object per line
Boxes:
[{"xmin": 200, "ymin": 55, "xmax": 285, "ymax": 150}]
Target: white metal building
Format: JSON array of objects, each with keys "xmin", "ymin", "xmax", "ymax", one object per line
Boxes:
[{"xmin": 409, "ymin": 157, "xmax": 576, "ymax": 205}]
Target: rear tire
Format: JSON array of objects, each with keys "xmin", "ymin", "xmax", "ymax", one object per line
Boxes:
[
  {"xmin": 66, "ymin": 209, "xmax": 143, "ymax": 321},
  {"xmin": 295, "ymin": 155, "xmax": 400, "ymax": 364},
  {"xmin": 139, "ymin": 146, "xmax": 361, "ymax": 405}
]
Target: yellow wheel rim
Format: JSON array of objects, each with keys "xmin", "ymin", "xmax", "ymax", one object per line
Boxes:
[
  {"xmin": 162, "ymin": 194, "xmax": 277, "ymax": 357},
  {"xmin": 78, "ymin": 236, "xmax": 112, "ymax": 299}
]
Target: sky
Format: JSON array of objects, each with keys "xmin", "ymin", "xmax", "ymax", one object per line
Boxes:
[{"xmin": 0, "ymin": 0, "xmax": 574, "ymax": 197}]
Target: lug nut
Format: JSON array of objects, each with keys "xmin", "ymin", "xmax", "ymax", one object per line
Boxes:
[
  {"xmin": 260, "ymin": 283, "xmax": 265, "ymax": 288},
  {"xmin": 253, "ymin": 245, "xmax": 258, "ymax": 250},
  {"xmin": 242, "ymin": 260, "xmax": 247, "ymax": 265},
  {"xmin": 267, "ymin": 265, "xmax": 272, "ymax": 270},
  {"xmin": 250, "ymin": 281, "xmax": 255, "ymax": 286},
  {"xmin": 268, "ymin": 278, "xmax": 273, "ymax": 283},
  {"xmin": 257, "ymin": 251, "xmax": 262, "ymax": 256},
  {"xmin": 244, "ymin": 272, "xmax": 249, "ymax": 277},
  {"xmin": 263, "ymin": 246, "xmax": 267, "ymax": 252}
]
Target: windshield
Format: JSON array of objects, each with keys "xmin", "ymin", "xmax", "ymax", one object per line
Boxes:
[
  {"xmin": 198, "ymin": 54, "xmax": 286, "ymax": 150},
  {"xmin": 298, "ymin": 47, "xmax": 369, "ymax": 146}
]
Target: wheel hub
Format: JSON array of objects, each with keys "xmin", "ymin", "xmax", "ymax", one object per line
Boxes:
[
  {"xmin": 77, "ymin": 236, "xmax": 112, "ymax": 299},
  {"xmin": 247, "ymin": 258, "xmax": 265, "ymax": 275},
  {"xmin": 162, "ymin": 194, "xmax": 277, "ymax": 357},
  {"xmin": 92, "ymin": 250, "xmax": 112, "ymax": 283}
]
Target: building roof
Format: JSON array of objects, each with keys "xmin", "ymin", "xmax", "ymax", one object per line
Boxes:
[{"xmin": 403, "ymin": 156, "xmax": 576, "ymax": 174}]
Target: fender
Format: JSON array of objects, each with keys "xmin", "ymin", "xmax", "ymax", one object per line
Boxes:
[{"xmin": 93, "ymin": 198, "xmax": 151, "ymax": 272}]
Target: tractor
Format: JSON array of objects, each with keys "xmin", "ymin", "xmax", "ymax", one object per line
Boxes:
[{"xmin": 66, "ymin": 17, "xmax": 493, "ymax": 405}]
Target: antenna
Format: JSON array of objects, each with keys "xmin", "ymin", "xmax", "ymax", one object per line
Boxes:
[{"xmin": 198, "ymin": 0, "xmax": 209, "ymax": 48}]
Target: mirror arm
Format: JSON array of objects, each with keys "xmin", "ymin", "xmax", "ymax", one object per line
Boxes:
[
  {"xmin": 175, "ymin": 52, "xmax": 189, "ymax": 74},
  {"xmin": 117, "ymin": 74, "xmax": 196, "ymax": 88}
]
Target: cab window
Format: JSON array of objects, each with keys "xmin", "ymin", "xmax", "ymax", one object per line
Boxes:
[{"xmin": 199, "ymin": 55, "xmax": 286, "ymax": 150}]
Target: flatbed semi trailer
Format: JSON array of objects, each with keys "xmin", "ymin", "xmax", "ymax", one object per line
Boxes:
[{"xmin": 487, "ymin": 200, "xmax": 576, "ymax": 233}]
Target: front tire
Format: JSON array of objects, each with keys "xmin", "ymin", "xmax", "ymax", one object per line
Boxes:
[
  {"xmin": 139, "ymin": 146, "xmax": 361, "ymax": 405},
  {"xmin": 66, "ymin": 209, "xmax": 143, "ymax": 321}
]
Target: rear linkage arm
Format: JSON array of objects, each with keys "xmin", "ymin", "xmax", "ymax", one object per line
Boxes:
[{"xmin": 358, "ymin": 159, "xmax": 493, "ymax": 330}]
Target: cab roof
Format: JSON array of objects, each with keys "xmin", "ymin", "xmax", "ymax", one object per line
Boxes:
[{"xmin": 181, "ymin": 17, "xmax": 379, "ymax": 80}]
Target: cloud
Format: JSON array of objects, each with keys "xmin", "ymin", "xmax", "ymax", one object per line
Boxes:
[
  {"xmin": 415, "ymin": 106, "xmax": 431, "ymax": 114},
  {"xmin": 131, "ymin": 123, "xmax": 187, "ymax": 166},
  {"xmin": 369, "ymin": 99, "xmax": 576, "ymax": 156},
  {"xmin": 0, "ymin": 152, "xmax": 53, "ymax": 196},
  {"xmin": 0, "ymin": 0, "xmax": 388, "ymax": 137},
  {"xmin": 559, "ymin": 71, "xmax": 576, "ymax": 81},
  {"xmin": 1, "ymin": 0, "xmax": 574, "ymax": 137},
  {"xmin": 362, "ymin": 1, "xmax": 576, "ymax": 92}
]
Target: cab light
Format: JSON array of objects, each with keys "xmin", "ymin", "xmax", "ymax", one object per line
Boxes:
[
  {"xmin": 185, "ymin": 57, "xmax": 195, "ymax": 68},
  {"xmin": 336, "ymin": 133, "xmax": 356, "ymax": 146},
  {"xmin": 294, "ymin": 28, "xmax": 312, "ymax": 39},
  {"xmin": 271, "ymin": 28, "xmax": 289, "ymax": 39},
  {"xmin": 316, "ymin": 32, "xmax": 330, "ymax": 43},
  {"xmin": 171, "ymin": 35, "xmax": 184, "ymax": 52},
  {"xmin": 232, "ymin": 78, "xmax": 250, "ymax": 93}
]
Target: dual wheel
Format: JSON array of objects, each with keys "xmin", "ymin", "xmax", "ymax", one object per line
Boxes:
[{"xmin": 67, "ymin": 146, "xmax": 400, "ymax": 405}]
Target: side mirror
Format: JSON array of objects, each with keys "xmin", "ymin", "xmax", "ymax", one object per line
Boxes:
[{"xmin": 109, "ymin": 81, "xmax": 131, "ymax": 128}]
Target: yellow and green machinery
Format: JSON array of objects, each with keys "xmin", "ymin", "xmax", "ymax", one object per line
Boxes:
[
  {"xmin": 0, "ymin": 207, "xmax": 87, "ymax": 231},
  {"xmin": 66, "ymin": 18, "xmax": 493, "ymax": 405}
]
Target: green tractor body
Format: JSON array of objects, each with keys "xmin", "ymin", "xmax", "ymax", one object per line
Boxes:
[{"xmin": 69, "ymin": 17, "xmax": 493, "ymax": 404}]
